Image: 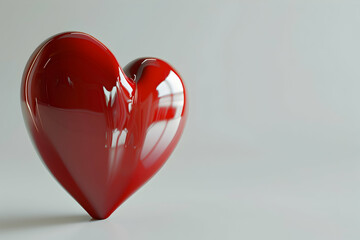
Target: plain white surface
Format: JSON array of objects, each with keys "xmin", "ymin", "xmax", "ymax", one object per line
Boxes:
[{"xmin": 1, "ymin": 0, "xmax": 360, "ymax": 239}]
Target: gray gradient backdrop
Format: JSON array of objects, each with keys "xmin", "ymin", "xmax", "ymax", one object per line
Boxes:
[{"xmin": 0, "ymin": 0, "xmax": 359, "ymax": 239}]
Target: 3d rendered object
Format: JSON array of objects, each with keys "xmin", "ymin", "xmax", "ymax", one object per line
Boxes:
[{"xmin": 20, "ymin": 32, "xmax": 187, "ymax": 219}]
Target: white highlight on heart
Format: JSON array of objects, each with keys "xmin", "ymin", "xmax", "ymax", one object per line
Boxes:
[{"xmin": 140, "ymin": 70, "xmax": 185, "ymax": 168}]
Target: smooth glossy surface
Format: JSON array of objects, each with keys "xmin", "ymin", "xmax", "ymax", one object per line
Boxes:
[{"xmin": 21, "ymin": 32, "xmax": 187, "ymax": 219}]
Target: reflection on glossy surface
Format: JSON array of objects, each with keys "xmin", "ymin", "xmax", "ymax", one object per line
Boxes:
[{"xmin": 21, "ymin": 32, "xmax": 187, "ymax": 219}]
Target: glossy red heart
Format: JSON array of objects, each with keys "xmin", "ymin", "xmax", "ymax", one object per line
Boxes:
[{"xmin": 21, "ymin": 32, "xmax": 187, "ymax": 219}]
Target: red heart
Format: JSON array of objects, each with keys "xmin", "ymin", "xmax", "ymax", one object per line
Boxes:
[{"xmin": 20, "ymin": 32, "xmax": 187, "ymax": 219}]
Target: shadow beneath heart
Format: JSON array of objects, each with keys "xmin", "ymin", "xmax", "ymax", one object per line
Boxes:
[{"xmin": 0, "ymin": 214, "xmax": 91, "ymax": 232}]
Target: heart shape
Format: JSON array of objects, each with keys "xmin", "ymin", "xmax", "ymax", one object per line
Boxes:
[{"xmin": 20, "ymin": 32, "xmax": 187, "ymax": 219}]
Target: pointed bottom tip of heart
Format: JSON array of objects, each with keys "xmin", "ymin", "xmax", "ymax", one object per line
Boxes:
[
  {"xmin": 89, "ymin": 215, "xmax": 111, "ymax": 221},
  {"xmin": 84, "ymin": 204, "xmax": 118, "ymax": 220},
  {"xmin": 88, "ymin": 211, "xmax": 114, "ymax": 220},
  {"xmin": 90, "ymin": 217, "xmax": 107, "ymax": 221}
]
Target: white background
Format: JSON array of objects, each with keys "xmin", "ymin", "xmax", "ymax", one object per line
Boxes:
[{"xmin": 0, "ymin": 0, "xmax": 360, "ymax": 239}]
